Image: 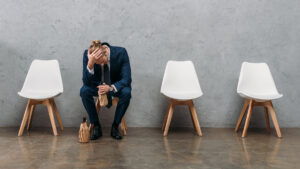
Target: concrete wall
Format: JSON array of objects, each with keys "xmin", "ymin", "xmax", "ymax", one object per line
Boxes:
[{"xmin": 1, "ymin": 0, "xmax": 300, "ymax": 127}]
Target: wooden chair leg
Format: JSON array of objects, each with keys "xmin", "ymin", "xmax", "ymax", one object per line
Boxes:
[
  {"xmin": 242, "ymin": 99, "xmax": 253, "ymax": 137},
  {"xmin": 18, "ymin": 100, "xmax": 31, "ymax": 136},
  {"xmin": 264, "ymin": 107, "xmax": 271, "ymax": 133},
  {"xmin": 123, "ymin": 117, "xmax": 128, "ymax": 130},
  {"xmin": 46, "ymin": 100, "xmax": 58, "ymax": 136},
  {"xmin": 163, "ymin": 101, "xmax": 174, "ymax": 136},
  {"xmin": 188, "ymin": 100, "xmax": 202, "ymax": 136},
  {"xmin": 266, "ymin": 102, "xmax": 282, "ymax": 138},
  {"xmin": 121, "ymin": 117, "xmax": 127, "ymax": 136},
  {"xmin": 27, "ymin": 105, "xmax": 36, "ymax": 130},
  {"xmin": 50, "ymin": 98, "xmax": 63, "ymax": 131},
  {"xmin": 188, "ymin": 102, "xmax": 197, "ymax": 132},
  {"xmin": 235, "ymin": 99, "xmax": 249, "ymax": 132},
  {"xmin": 162, "ymin": 101, "xmax": 171, "ymax": 131}
]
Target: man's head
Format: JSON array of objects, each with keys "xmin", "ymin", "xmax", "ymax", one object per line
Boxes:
[{"xmin": 89, "ymin": 40, "xmax": 109, "ymax": 65}]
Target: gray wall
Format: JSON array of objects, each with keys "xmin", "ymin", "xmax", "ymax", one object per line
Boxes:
[{"xmin": 1, "ymin": 0, "xmax": 300, "ymax": 128}]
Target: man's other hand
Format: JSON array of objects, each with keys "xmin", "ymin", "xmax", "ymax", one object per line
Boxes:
[{"xmin": 97, "ymin": 84, "xmax": 110, "ymax": 95}]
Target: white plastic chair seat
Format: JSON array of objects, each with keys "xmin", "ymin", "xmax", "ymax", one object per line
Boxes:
[
  {"xmin": 18, "ymin": 60, "xmax": 63, "ymax": 100},
  {"xmin": 237, "ymin": 62, "xmax": 282, "ymax": 102},
  {"xmin": 18, "ymin": 90, "xmax": 62, "ymax": 100},
  {"xmin": 238, "ymin": 91, "xmax": 283, "ymax": 102},
  {"xmin": 161, "ymin": 91, "xmax": 203, "ymax": 100},
  {"xmin": 161, "ymin": 60, "xmax": 203, "ymax": 100}
]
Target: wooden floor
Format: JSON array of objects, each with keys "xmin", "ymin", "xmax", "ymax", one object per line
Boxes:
[{"xmin": 1, "ymin": 127, "xmax": 300, "ymax": 169}]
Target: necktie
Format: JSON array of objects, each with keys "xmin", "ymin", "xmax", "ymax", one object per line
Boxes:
[
  {"xmin": 101, "ymin": 64, "xmax": 111, "ymax": 85},
  {"xmin": 101, "ymin": 64, "xmax": 113, "ymax": 108}
]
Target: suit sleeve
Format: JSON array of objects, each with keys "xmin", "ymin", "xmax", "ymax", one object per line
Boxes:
[
  {"xmin": 82, "ymin": 50, "xmax": 95, "ymax": 86},
  {"xmin": 113, "ymin": 49, "xmax": 132, "ymax": 91}
]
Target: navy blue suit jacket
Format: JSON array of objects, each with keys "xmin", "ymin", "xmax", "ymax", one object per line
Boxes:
[{"xmin": 82, "ymin": 43, "xmax": 132, "ymax": 91}]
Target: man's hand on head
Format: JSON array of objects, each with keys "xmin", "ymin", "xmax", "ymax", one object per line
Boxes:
[
  {"xmin": 97, "ymin": 84, "xmax": 110, "ymax": 95},
  {"xmin": 87, "ymin": 48, "xmax": 102, "ymax": 69}
]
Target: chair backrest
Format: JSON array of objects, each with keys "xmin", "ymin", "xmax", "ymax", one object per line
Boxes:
[
  {"xmin": 237, "ymin": 62, "xmax": 279, "ymax": 94},
  {"xmin": 20, "ymin": 60, "xmax": 63, "ymax": 93},
  {"xmin": 161, "ymin": 60, "xmax": 202, "ymax": 94}
]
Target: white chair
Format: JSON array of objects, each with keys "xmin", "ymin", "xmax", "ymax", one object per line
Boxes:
[
  {"xmin": 235, "ymin": 62, "xmax": 283, "ymax": 138},
  {"xmin": 18, "ymin": 60, "xmax": 64, "ymax": 136},
  {"xmin": 161, "ymin": 61, "xmax": 203, "ymax": 136}
]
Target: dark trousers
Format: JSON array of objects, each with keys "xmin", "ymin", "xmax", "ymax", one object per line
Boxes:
[{"xmin": 80, "ymin": 85, "xmax": 131, "ymax": 125}]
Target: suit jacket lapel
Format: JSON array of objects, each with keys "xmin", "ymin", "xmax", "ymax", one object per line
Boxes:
[{"xmin": 109, "ymin": 46, "xmax": 116, "ymax": 75}]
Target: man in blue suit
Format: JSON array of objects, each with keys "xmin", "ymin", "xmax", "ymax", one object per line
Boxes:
[{"xmin": 80, "ymin": 41, "xmax": 131, "ymax": 140}]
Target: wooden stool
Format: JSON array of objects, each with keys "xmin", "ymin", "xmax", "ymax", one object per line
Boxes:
[
  {"xmin": 95, "ymin": 97, "xmax": 127, "ymax": 135},
  {"xmin": 18, "ymin": 98, "xmax": 64, "ymax": 136}
]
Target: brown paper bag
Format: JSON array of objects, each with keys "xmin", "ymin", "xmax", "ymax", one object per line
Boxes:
[
  {"xmin": 99, "ymin": 94, "xmax": 108, "ymax": 107},
  {"xmin": 78, "ymin": 117, "xmax": 90, "ymax": 143}
]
